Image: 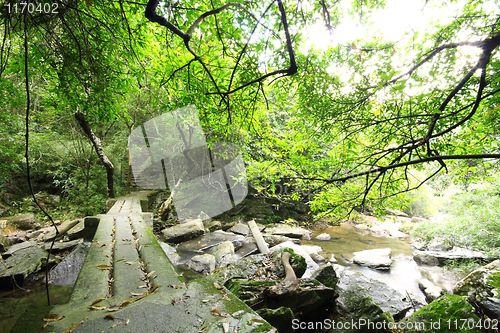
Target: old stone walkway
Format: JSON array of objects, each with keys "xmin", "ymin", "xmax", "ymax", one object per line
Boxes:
[{"xmin": 40, "ymin": 194, "xmax": 273, "ymax": 333}]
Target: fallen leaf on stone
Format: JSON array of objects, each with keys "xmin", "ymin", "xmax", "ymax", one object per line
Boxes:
[
  {"xmin": 211, "ymin": 309, "xmax": 221, "ymax": 316},
  {"xmin": 146, "ymin": 271, "xmax": 156, "ymax": 278},
  {"xmin": 249, "ymin": 319, "xmax": 265, "ymax": 325},
  {"xmin": 90, "ymin": 298, "xmax": 106, "ymax": 306},
  {"xmin": 125, "ymin": 318, "xmax": 130, "ymax": 325},
  {"xmin": 129, "ymin": 292, "xmax": 143, "ymax": 296},
  {"xmin": 61, "ymin": 321, "xmax": 83, "ymax": 333},
  {"xmin": 89, "ymin": 306, "xmax": 107, "ymax": 311},
  {"xmin": 170, "ymin": 284, "xmax": 183, "ymax": 289},
  {"xmin": 116, "ymin": 259, "xmax": 126, "ymax": 262},
  {"xmin": 43, "ymin": 314, "xmax": 65, "ymax": 322},
  {"xmin": 110, "ymin": 322, "xmax": 122, "ymax": 328},
  {"xmin": 99, "ymin": 244, "xmax": 106, "ymax": 248},
  {"xmin": 104, "ymin": 314, "xmax": 115, "ymax": 320},
  {"xmin": 222, "ymin": 321, "xmax": 229, "ymax": 332},
  {"xmin": 97, "ymin": 265, "xmax": 113, "ymax": 270},
  {"xmin": 232, "ymin": 310, "xmax": 244, "ymax": 317},
  {"xmin": 214, "ymin": 282, "xmax": 222, "ymax": 289}
]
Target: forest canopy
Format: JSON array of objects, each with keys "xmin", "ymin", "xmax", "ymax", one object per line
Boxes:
[{"xmin": 0, "ymin": 0, "xmax": 499, "ymax": 218}]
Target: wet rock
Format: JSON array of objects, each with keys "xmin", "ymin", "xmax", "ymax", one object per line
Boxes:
[
  {"xmin": 419, "ymin": 278, "xmax": 443, "ymax": 303},
  {"xmin": 404, "ymin": 294, "xmax": 482, "ymax": 333},
  {"xmin": 34, "ymin": 192, "xmax": 60, "ymax": 208},
  {"xmin": 262, "ymin": 234, "xmax": 300, "ymax": 247},
  {"xmin": 337, "ymin": 284, "xmax": 395, "ymax": 332},
  {"xmin": 256, "ymin": 307, "xmax": 294, "ymax": 333},
  {"xmin": 2, "ymin": 240, "xmax": 37, "ymax": 259},
  {"xmin": 396, "ymin": 216, "xmax": 412, "ymax": 223},
  {"xmin": 48, "ymin": 243, "xmax": 90, "ymax": 286},
  {"xmin": 269, "ymin": 241, "xmax": 319, "ymax": 278},
  {"xmin": 159, "ymin": 242, "xmax": 180, "ymax": 264},
  {"xmin": 353, "ymin": 248, "xmax": 393, "ymax": 270},
  {"xmin": 44, "ymin": 238, "xmax": 83, "ymax": 252},
  {"xmin": 177, "ymin": 230, "xmax": 245, "ymax": 252},
  {"xmin": 411, "ymin": 216, "xmax": 429, "ymax": 223},
  {"xmin": 338, "ymin": 271, "xmax": 412, "ymax": 320},
  {"xmin": 0, "ymin": 213, "xmax": 40, "ymax": 230},
  {"xmin": 211, "ymin": 249, "xmax": 306, "ymax": 284},
  {"xmin": 197, "ymin": 211, "xmax": 211, "ymax": 222},
  {"xmin": 0, "ymin": 246, "xmax": 57, "ymax": 288},
  {"xmin": 229, "ymin": 222, "xmax": 250, "ymax": 236},
  {"xmin": 265, "ymin": 224, "xmax": 312, "ymax": 240},
  {"xmin": 226, "ymin": 278, "xmax": 335, "ymax": 316},
  {"xmin": 411, "ymin": 241, "xmax": 426, "ymax": 250},
  {"xmin": 311, "ymin": 263, "xmax": 338, "ymax": 289},
  {"xmin": 315, "ymin": 233, "xmax": 330, "ymax": 241},
  {"xmin": 207, "ymin": 241, "xmax": 235, "ymax": 267},
  {"xmin": 413, "ymin": 251, "xmax": 440, "ymax": 265},
  {"xmin": 301, "ymin": 245, "xmax": 322, "ymax": 254},
  {"xmin": 66, "ymin": 220, "xmax": 85, "ymax": 240},
  {"xmin": 204, "ymin": 220, "xmax": 222, "ymax": 232},
  {"xmin": 385, "ymin": 208, "xmax": 408, "ymax": 217},
  {"xmin": 234, "ymin": 242, "xmax": 258, "ymax": 260},
  {"xmin": 43, "ymin": 219, "xmax": 80, "ymax": 242},
  {"xmin": 413, "ymin": 248, "xmax": 490, "ymax": 266},
  {"xmin": 186, "ymin": 253, "xmax": 216, "ymax": 274},
  {"xmin": 453, "ymin": 259, "xmax": 500, "ymax": 319},
  {"xmin": 161, "ymin": 219, "xmax": 205, "ymax": 243},
  {"xmin": 310, "ymin": 253, "xmax": 327, "ymax": 264},
  {"xmin": 25, "ymin": 229, "xmax": 44, "ymax": 240},
  {"xmin": 427, "ymin": 239, "xmax": 452, "ymax": 252}
]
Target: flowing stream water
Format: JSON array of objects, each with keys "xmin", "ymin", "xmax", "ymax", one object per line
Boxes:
[{"xmin": 302, "ymin": 223, "xmax": 459, "ymax": 300}]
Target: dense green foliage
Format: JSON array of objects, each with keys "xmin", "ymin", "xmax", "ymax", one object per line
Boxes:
[
  {"xmin": 0, "ymin": 0, "xmax": 499, "ymax": 222},
  {"xmin": 412, "ymin": 175, "xmax": 500, "ymax": 257}
]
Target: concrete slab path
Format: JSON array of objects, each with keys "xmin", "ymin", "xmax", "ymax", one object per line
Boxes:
[{"xmin": 39, "ymin": 194, "xmax": 274, "ymax": 333}]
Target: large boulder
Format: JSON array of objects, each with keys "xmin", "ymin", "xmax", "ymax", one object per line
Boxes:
[
  {"xmin": 413, "ymin": 248, "xmax": 490, "ymax": 266},
  {"xmin": 0, "ymin": 246, "xmax": 57, "ymax": 288},
  {"xmin": 262, "ymin": 234, "xmax": 301, "ymax": 247},
  {"xmin": 177, "ymin": 230, "xmax": 245, "ymax": 252},
  {"xmin": 419, "ymin": 278, "xmax": 444, "ymax": 303},
  {"xmin": 311, "ymin": 263, "xmax": 338, "ymax": 289},
  {"xmin": 161, "ymin": 219, "xmax": 205, "ymax": 243},
  {"xmin": 337, "ymin": 285, "xmax": 395, "ymax": 332},
  {"xmin": 207, "ymin": 241, "xmax": 235, "ymax": 267},
  {"xmin": 186, "ymin": 253, "xmax": 216, "ymax": 275},
  {"xmin": 0, "ymin": 214, "xmax": 40, "ymax": 230},
  {"xmin": 316, "ymin": 233, "xmax": 331, "ymax": 241},
  {"xmin": 265, "ymin": 224, "xmax": 312, "ymax": 240},
  {"xmin": 2, "ymin": 240, "xmax": 37, "ymax": 259},
  {"xmin": 404, "ymin": 294, "xmax": 482, "ymax": 332},
  {"xmin": 337, "ymin": 271, "xmax": 412, "ymax": 320},
  {"xmin": 269, "ymin": 241, "xmax": 319, "ymax": 278},
  {"xmin": 229, "ymin": 222, "xmax": 250, "ymax": 236},
  {"xmin": 226, "ymin": 278, "xmax": 336, "ymax": 316},
  {"xmin": 453, "ymin": 259, "xmax": 500, "ymax": 319},
  {"xmin": 353, "ymin": 248, "xmax": 393, "ymax": 270},
  {"xmin": 256, "ymin": 307, "xmax": 294, "ymax": 333}
]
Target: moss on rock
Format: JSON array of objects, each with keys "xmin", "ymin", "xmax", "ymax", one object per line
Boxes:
[{"xmin": 404, "ymin": 294, "xmax": 481, "ymax": 333}]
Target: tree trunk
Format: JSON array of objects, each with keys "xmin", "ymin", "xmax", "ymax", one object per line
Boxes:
[{"xmin": 74, "ymin": 111, "xmax": 115, "ymax": 198}]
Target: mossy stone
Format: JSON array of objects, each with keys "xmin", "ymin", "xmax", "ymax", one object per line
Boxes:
[
  {"xmin": 257, "ymin": 307, "xmax": 294, "ymax": 333},
  {"xmin": 404, "ymin": 294, "xmax": 481, "ymax": 333}
]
